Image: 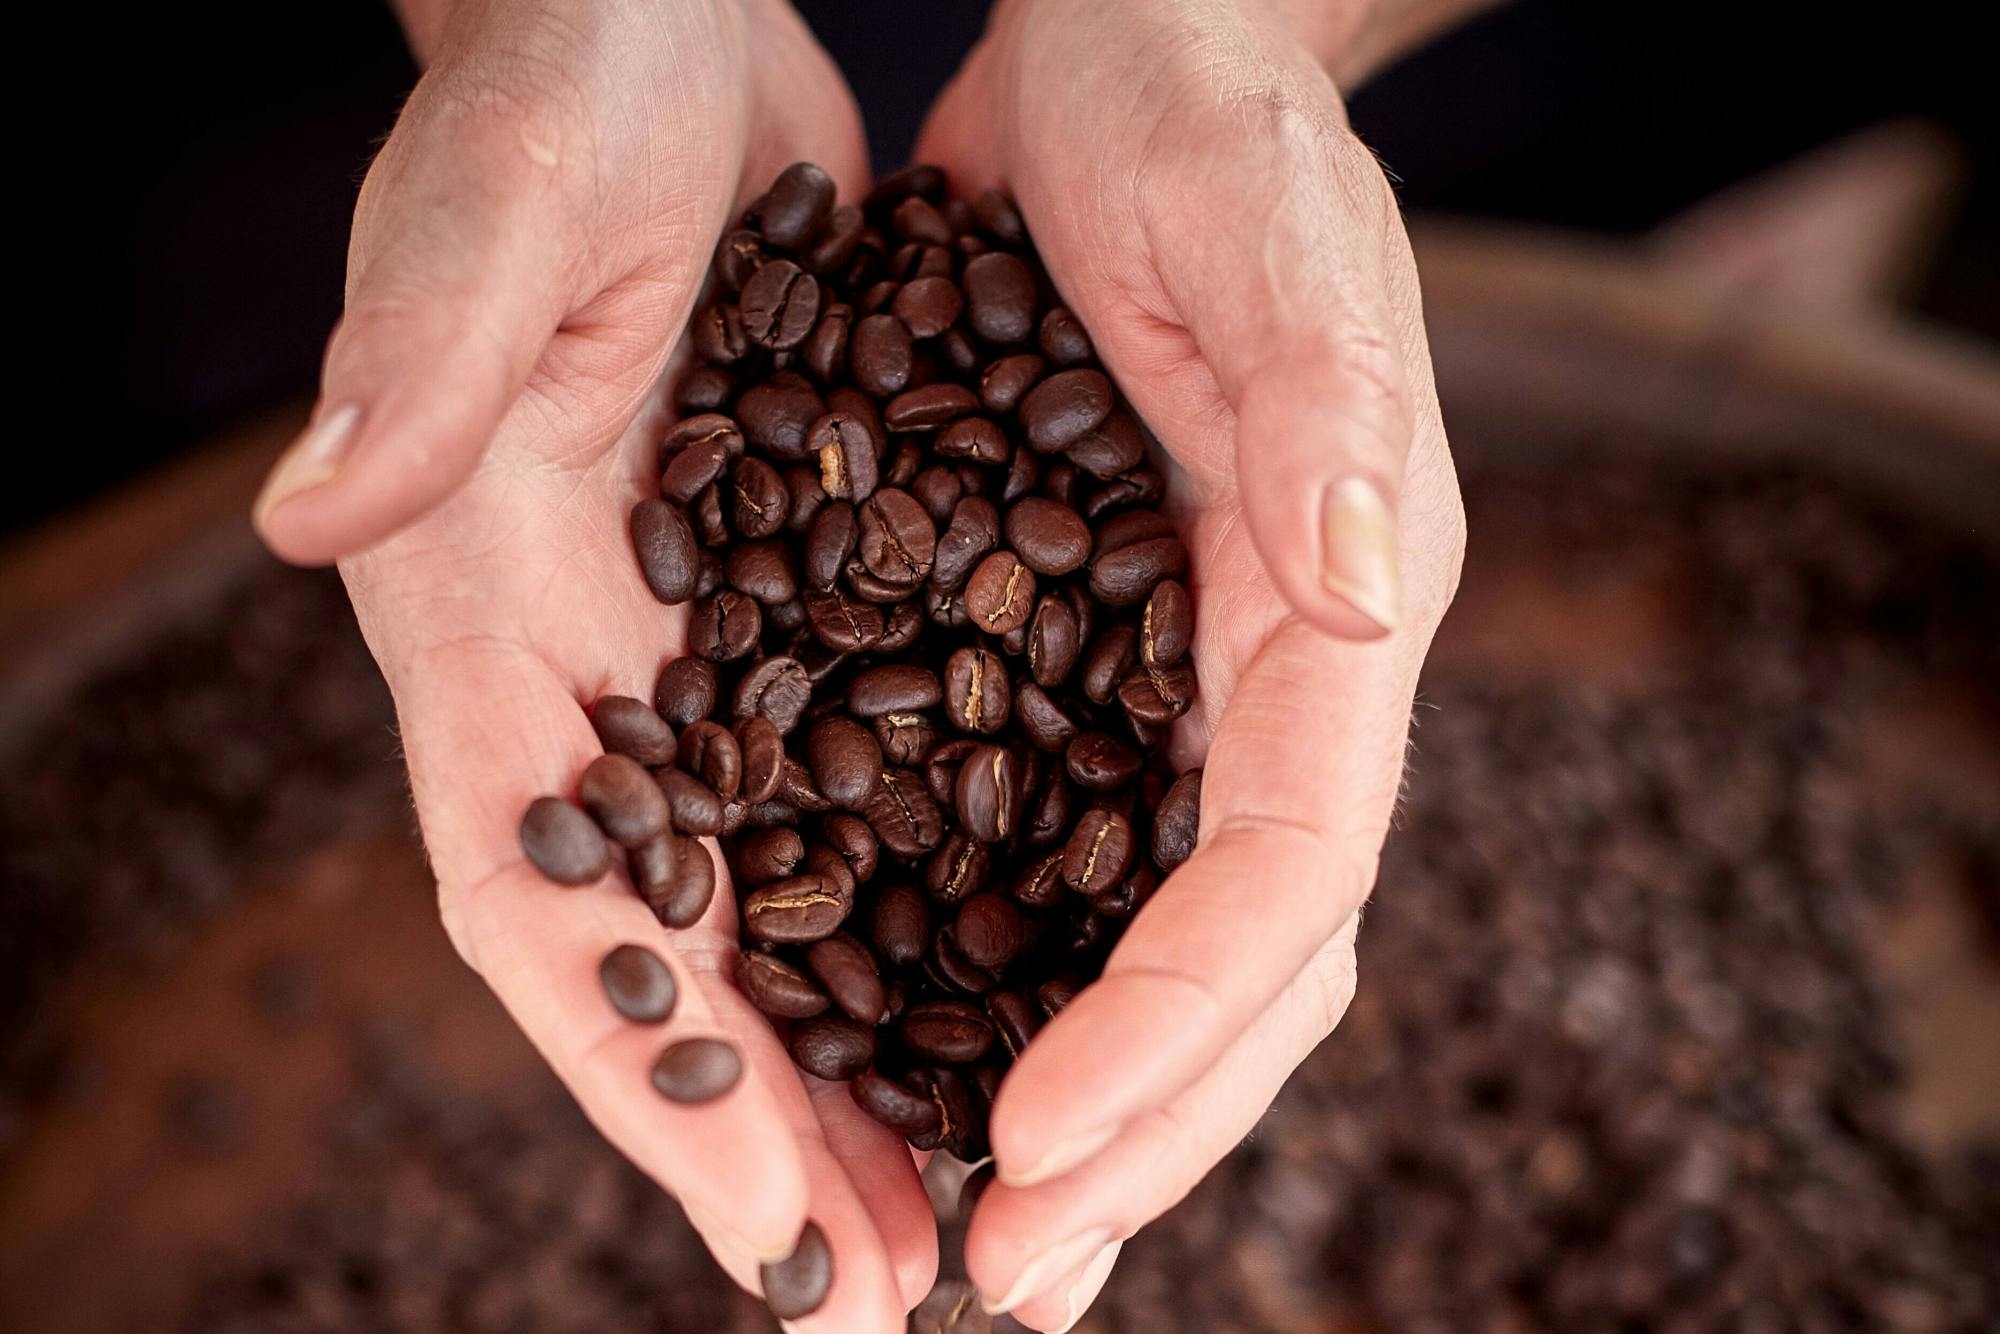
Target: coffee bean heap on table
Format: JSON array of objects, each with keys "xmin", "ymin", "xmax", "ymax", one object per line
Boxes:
[{"xmin": 520, "ymin": 161, "xmax": 1205, "ymax": 1169}]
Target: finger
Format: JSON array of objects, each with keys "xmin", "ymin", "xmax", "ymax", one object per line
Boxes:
[
  {"xmin": 969, "ymin": 916, "xmax": 1359, "ymax": 1318},
  {"xmin": 990, "ymin": 617, "xmax": 1411, "ymax": 1188},
  {"xmin": 1007, "ymin": 1240, "xmax": 1122, "ymax": 1333},
  {"xmin": 805, "ymin": 1075, "xmax": 942, "ymax": 1311}
]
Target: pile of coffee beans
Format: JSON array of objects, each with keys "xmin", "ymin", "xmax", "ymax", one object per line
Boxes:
[{"xmin": 520, "ymin": 163, "xmax": 1203, "ymax": 1169}]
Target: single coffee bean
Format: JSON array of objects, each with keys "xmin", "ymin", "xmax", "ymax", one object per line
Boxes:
[
  {"xmin": 862, "ymin": 768, "xmax": 946, "ymax": 857},
  {"xmin": 865, "ymin": 162, "xmax": 946, "ymax": 214},
  {"xmin": 964, "ymin": 551, "xmax": 1036, "ymax": 635},
  {"xmin": 1090, "ymin": 534, "xmax": 1189, "ymax": 607},
  {"xmin": 884, "ymin": 382, "xmax": 980, "ymax": 432},
  {"xmin": 579, "ymin": 753, "xmax": 672, "ymax": 847},
  {"xmin": 1013, "ymin": 680, "xmax": 1081, "ymax": 754},
  {"xmin": 715, "ymin": 228, "xmax": 765, "ymax": 292},
  {"xmin": 910, "ymin": 464, "xmax": 964, "ymax": 527},
  {"xmin": 892, "ymin": 194, "xmax": 954, "ymax": 244},
  {"xmin": 875, "ymin": 710, "xmax": 939, "ymax": 767},
  {"xmin": 961, "ymin": 251, "xmax": 1036, "ymax": 343},
  {"xmin": 923, "ymin": 830, "xmax": 991, "ymax": 902},
  {"xmin": 923, "ymin": 737, "xmax": 980, "ymax": 806},
  {"xmin": 943, "ymin": 646, "xmax": 1011, "ymax": 735},
  {"xmin": 661, "ymin": 434, "xmax": 732, "ymax": 504},
  {"xmin": 728, "ymin": 456, "xmax": 790, "ymax": 539},
  {"xmin": 1084, "ymin": 464, "xmax": 1165, "ymax": 520},
  {"xmin": 901, "ymin": 1000, "xmax": 996, "ymax": 1065},
  {"xmin": 690, "ymin": 481, "xmax": 730, "ymax": 547},
  {"xmin": 678, "ymin": 721, "xmax": 742, "ymax": 802},
  {"xmin": 937, "ymin": 325, "xmax": 979, "ymax": 373},
  {"xmin": 687, "ymin": 589, "xmax": 762, "ymax": 661},
  {"xmin": 767, "ymin": 596, "xmax": 809, "ymax": 636},
  {"xmin": 1039, "ymin": 305, "xmax": 1094, "ymax": 365},
  {"xmin": 801, "ymin": 301, "xmax": 854, "ymax": 383},
  {"xmin": 935, "ymin": 416, "xmax": 1009, "ymax": 465},
  {"xmin": 725, "ymin": 540, "xmax": 801, "ymax": 605},
  {"xmin": 520, "ymin": 797, "xmax": 610, "ymax": 885},
  {"xmin": 600, "ymin": 944, "xmax": 677, "ymax": 1023},
  {"xmin": 1020, "ymin": 368, "xmax": 1113, "ymax": 453},
  {"xmin": 1026, "ymin": 597, "xmax": 1083, "ymax": 689},
  {"xmin": 743, "ymin": 874, "xmax": 848, "ymax": 944},
  {"xmin": 591, "ymin": 696, "xmax": 677, "ymax": 766},
  {"xmin": 822, "ymin": 812, "xmax": 880, "ymax": 883},
  {"xmin": 1067, "ymin": 407, "xmax": 1147, "ymax": 478},
  {"xmin": 851, "ymin": 1068, "xmax": 942, "ymax": 1138},
  {"xmin": 661, "ymin": 412, "xmax": 745, "ymax": 465},
  {"xmin": 1023, "ymin": 771, "xmax": 1074, "ymax": 849},
  {"xmin": 1067, "ymin": 731, "xmax": 1144, "ymax": 791},
  {"xmin": 986, "ymin": 989, "xmax": 1042, "ymax": 1056},
  {"xmin": 736, "ymin": 374, "xmax": 824, "ymax": 459},
  {"xmin": 1004, "ymin": 498, "xmax": 1093, "ymax": 576},
  {"xmin": 758, "ymin": 161, "xmax": 836, "ymax": 249},
  {"xmin": 808, "ymin": 716, "xmax": 885, "ymax": 809},
  {"xmin": 675, "ymin": 365, "xmax": 735, "ymax": 413},
  {"xmin": 736, "ymin": 720, "xmax": 788, "ymax": 804},
  {"xmin": 1119, "ymin": 662, "xmax": 1198, "ymax": 725},
  {"xmin": 1153, "ymin": 768, "xmax": 1202, "ymax": 870},
  {"xmin": 1081, "ymin": 621, "xmax": 1141, "ymax": 704},
  {"xmin": 737, "ymin": 950, "xmax": 830, "ymax": 1019},
  {"xmin": 761, "ymin": 1222, "xmax": 835, "ymax": 1322},
  {"xmin": 954, "ymin": 744, "xmax": 1022, "ymax": 843},
  {"xmin": 880, "ymin": 600, "xmax": 925, "ymax": 652},
  {"xmin": 631, "ymin": 499, "xmax": 700, "ymax": 603},
  {"xmin": 871, "ymin": 883, "xmax": 930, "ymax": 967},
  {"xmin": 1063, "ymin": 807, "xmax": 1136, "ymax": 893},
  {"xmin": 849, "ymin": 312, "xmax": 913, "ymax": 397},
  {"xmin": 647, "ymin": 835, "xmax": 715, "ymax": 927},
  {"xmin": 630, "ymin": 832, "xmax": 677, "ymax": 900},
  {"xmin": 804, "ymin": 588, "xmax": 885, "ymax": 653},
  {"xmin": 1093, "ymin": 862, "xmax": 1160, "ymax": 920},
  {"xmin": 1141, "ymin": 578, "xmax": 1194, "ymax": 667},
  {"xmin": 1012, "ymin": 851, "xmax": 1067, "ymax": 908},
  {"xmin": 740, "ymin": 259, "xmax": 822, "ymax": 351},
  {"xmin": 955, "ymin": 893, "xmax": 1026, "ymax": 970},
  {"xmin": 891, "ymin": 275, "xmax": 964, "ymax": 338},
  {"xmin": 776, "ymin": 757, "xmax": 835, "ymax": 814},
  {"xmin": 972, "ymin": 187, "xmax": 1026, "ymax": 245},
  {"xmin": 732, "ymin": 655, "xmax": 813, "ymax": 734},
  {"xmin": 979, "ymin": 351, "xmax": 1047, "ymax": 414},
  {"xmin": 847, "ymin": 664, "xmax": 944, "ymax": 716},
  {"xmin": 856, "ymin": 488, "xmax": 937, "ymax": 587},
  {"xmin": 651, "ymin": 1038, "xmax": 742, "ymax": 1104},
  {"xmin": 655, "ymin": 657, "xmax": 719, "ymax": 728},
  {"xmin": 801, "ymin": 204, "xmax": 864, "ymax": 274},
  {"xmin": 808, "ymin": 411, "xmax": 880, "ymax": 503},
  {"xmin": 806, "ymin": 933, "xmax": 888, "ymax": 1024},
  {"xmin": 657, "ymin": 768, "xmax": 726, "ymax": 836},
  {"xmin": 1037, "ymin": 978, "xmax": 1079, "ymax": 1019},
  {"xmin": 804, "ymin": 504, "xmax": 859, "ymax": 591},
  {"xmin": 790, "ymin": 1013, "xmax": 876, "ymax": 1081},
  {"xmin": 912, "ymin": 1067, "xmax": 978, "ymax": 1157},
  {"xmin": 931, "ymin": 496, "xmax": 1001, "ymax": 593},
  {"xmin": 692, "ymin": 302, "xmax": 749, "ymax": 365},
  {"xmin": 738, "ymin": 826, "xmax": 806, "ymax": 884},
  {"xmin": 784, "ymin": 463, "xmax": 831, "ymax": 530}
]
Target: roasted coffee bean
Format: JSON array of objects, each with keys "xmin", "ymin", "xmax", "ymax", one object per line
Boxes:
[
  {"xmin": 955, "ymin": 893, "xmax": 1026, "ymax": 970},
  {"xmin": 1038, "ymin": 306, "xmax": 1094, "ymax": 365},
  {"xmin": 579, "ymin": 754, "xmax": 672, "ymax": 847},
  {"xmin": 801, "ymin": 204, "xmax": 864, "ymax": 274},
  {"xmin": 979, "ymin": 351, "xmax": 1047, "ymax": 415},
  {"xmin": 923, "ymin": 737, "xmax": 979, "ymax": 805},
  {"xmin": 1005, "ymin": 498, "xmax": 1093, "ymax": 576},
  {"xmin": 650, "ymin": 835, "xmax": 716, "ymax": 927},
  {"xmin": 737, "ymin": 950, "xmax": 829, "ymax": 1018},
  {"xmin": 955, "ymin": 744, "xmax": 1021, "ymax": 843},
  {"xmin": 591, "ymin": 696, "xmax": 677, "ymax": 766},
  {"xmin": 927, "ymin": 927, "xmax": 999, "ymax": 996},
  {"xmin": 852, "ymin": 1068, "xmax": 942, "ymax": 1138},
  {"xmin": 1067, "ymin": 732, "xmax": 1143, "ymax": 790},
  {"xmin": 1014, "ymin": 680, "xmax": 1081, "ymax": 753},
  {"xmin": 943, "ymin": 647, "xmax": 1011, "ymax": 735},
  {"xmin": 1119, "ymin": 662, "xmax": 1197, "ymax": 725},
  {"xmin": 758, "ymin": 162, "xmax": 836, "ymax": 249},
  {"xmin": 801, "ymin": 301, "xmax": 854, "ymax": 382},
  {"xmin": 738, "ymin": 827, "xmax": 806, "ymax": 884},
  {"xmin": 1141, "ymin": 578, "xmax": 1194, "ymax": 667},
  {"xmin": 986, "ymin": 989, "xmax": 1042, "ymax": 1056},
  {"xmin": 863, "ymin": 768, "xmax": 946, "ymax": 857},
  {"xmin": 736, "ymin": 373, "xmax": 823, "ymax": 459},
  {"xmin": 1063, "ymin": 808, "xmax": 1136, "ymax": 893},
  {"xmin": 1081, "ymin": 622, "xmax": 1140, "ymax": 704},
  {"xmin": 871, "ymin": 883, "xmax": 930, "ymax": 966},
  {"xmin": 1036, "ymin": 978, "xmax": 1079, "ymax": 1020},
  {"xmin": 964, "ymin": 552, "xmax": 1036, "ymax": 635},
  {"xmin": 630, "ymin": 832, "xmax": 677, "ymax": 898},
  {"xmin": 891, "ymin": 275, "xmax": 964, "ymax": 338},
  {"xmin": 913, "ymin": 1067, "xmax": 978, "ymax": 1157},
  {"xmin": 865, "ymin": 162, "xmax": 946, "ymax": 214},
  {"xmin": 910, "ymin": 465, "xmax": 964, "ymax": 527},
  {"xmin": 784, "ymin": 463, "xmax": 830, "ymax": 530},
  {"xmin": 859, "ymin": 278, "xmax": 900, "ymax": 316},
  {"xmin": 651, "ymin": 1038, "xmax": 741, "ymax": 1104},
  {"xmin": 1026, "ymin": 597, "xmax": 1083, "ymax": 688},
  {"xmin": 1153, "ymin": 768, "xmax": 1202, "ymax": 871},
  {"xmin": 892, "ymin": 194, "xmax": 953, "ymax": 244},
  {"xmin": 849, "ymin": 312, "xmax": 913, "ymax": 397},
  {"xmin": 1011, "ymin": 851, "xmax": 1067, "ymax": 908},
  {"xmin": 520, "ymin": 797, "xmax": 610, "ymax": 884},
  {"xmin": 972, "ymin": 186, "xmax": 1026, "ymax": 245},
  {"xmin": 674, "ymin": 720, "xmax": 737, "ymax": 795},
  {"xmin": 807, "ymin": 411, "xmax": 879, "ymax": 503},
  {"xmin": 932, "ymin": 497, "xmax": 1001, "ymax": 593},
  {"xmin": 807, "ymin": 716, "xmax": 884, "ymax": 809},
  {"xmin": 777, "ymin": 757, "xmax": 835, "ymax": 814},
  {"xmin": 789, "ymin": 1013, "xmax": 876, "ymax": 1081},
  {"xmin": 935, "ymin": 416, "xmax": 1009, "ymax": 465},
  {"xmin": 856, "ymin": 488, "xmax": 936, "ymax": 586},
  {"xmin": 961, "ymin": 251, "xmax": 1036, "ymax": 344},
  {"xmin": 923, "ymin": 830, "xmax": 991, "ymax": 903},
  {"xmin": 875, "ymin": 710, "xmax": 939, "ymax": 766},
  {"xmin": 600, "ymin": 944, "xmax": 677, "ymax": 1023},
  {"xmin": 1067, "ymin": 408, "xmax": 1147, "ymax": 479},
  {"xmin": 1092, "ymin": 863, "xmax": 1159, "ymax": 920},
  {"xmin": 883, "ymin": 381, "xmax": 981, "ymax": 434},
  {"xmin": 803, "ymin": 504, "xmax": 859, "ymax": 591},
  {"xmin": 725, "ymin": 540, "xmax": 800, "ymax": 605},
  {"xmin": 675, "ymin": 365, "xmax": 735, "ymax": 412},
  {"xmin": 1021, "ymin": 368, "xmax": 1113, "ymax": 453},
  {"xmin": 1024, "ymin": 768, "xmax": 1074, "ymax": 849},
  {"xmin": 731, "ymin": 655, "xmax": 812, "ymax": 734},
  {"xmin": 847, "ymin": 664, "xmax": 944, "ymax": 716},
  {"xmin": 740, "ymin": 259, "xmax": 821, "ymax": 350},
  {"xmin": 688, "ymin": 589, "xmax": 761, "ymax": 661},
  {"xmin": 715, "ymin": 228, "xmax": 764, "ymax": 292},
  {"xmin": 804, "ymin": 588, "xmax": 885, "ymax": 654},
  {"xmin": 901, "ymin": 1000, "xmax": 996, "ymax": 1064},
  {"xmin": 744, "ymin": 874, "xmax": 848, "ymax": 944},
  {"xmin": 761, "ymin": 1222, "xmax": 834, "ymax": 1321},
  {"xmin": 662, "ymin": 412, "xmax": 745, "ymax": 466},
  {"xmin": 661, "ymin": 433, "xmax": 731, "ymax": 504},
  {"xmin": 692, "ymin": 302, "xmax": 748, "ymax": 365},
  {"xmin": 806, "ymin": 933, "xmax": 888, "ymax": 1024},
  {"xmin": 822, "ymin": 812, "xmax": 880, "ymax": 883},
  {"xmin": 631, "ymin": 499, "xmax": 700, "ymax": 604},
  {"xmin": 728, "ymin": 457, "xmax": 789, "ymax": 539},
  {"xmin": 690, "ymin": 482, "xmax": 729, "ymax": 547},
  {"xmin": 1091, "ymin": 534, "xmax": 1188, "ymax": 607},
  {"xmin": 657, "ymin": 769, "xmax": 726, "ymax": 837}
]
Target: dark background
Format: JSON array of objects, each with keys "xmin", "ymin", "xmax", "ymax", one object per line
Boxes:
[{"xmin": 44, "ymin": 0, "xmax": 1996, "ymax": 538}]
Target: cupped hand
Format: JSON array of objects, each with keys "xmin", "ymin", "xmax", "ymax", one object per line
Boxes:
[
  {"xmin": 917, "ymin": 0, "xmax": 1466, "ymax": 1324},
  {"xmin": 271, "ymin": 2, "xmax": 932, "ymax": 1328}
]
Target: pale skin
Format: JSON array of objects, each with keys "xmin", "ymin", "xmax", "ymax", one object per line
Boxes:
[{"xmin": 253, "ymin": 0, "xmax": 1471, "ymax": 1329}]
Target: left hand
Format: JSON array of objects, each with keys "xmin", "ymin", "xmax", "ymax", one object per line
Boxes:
[{"xmin": 917, "ymin": 0, "xmax": 1466, "ymax": 1325}]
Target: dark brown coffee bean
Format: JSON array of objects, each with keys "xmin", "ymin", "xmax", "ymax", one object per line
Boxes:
[
  {"xmin": 806, "ymin": 933, "xmax": 887, "ymax": 1024},
  {"xmin": 1095, "ymin": 508, "xmax": 1177, "ymax": 552},
  {"xmin": 964, "ymin": 551, "xmax": 1036, "ymax": 635},
  {"xmin": 902, "ymin": 1000, "xmax": 995, "ymax": 1065},
  {"xmin": 651, "ymin": 1038, "xmax": 741, "ymax": 1104},
  {"xmin": 847, "ymin": 664, "xmax": 944, "ymax": 715},
  {"xmin": 1083, "ymin": 464, "xmax": 1165, "ymax": 520},
  {"xmin": 761, "ymin": 1222, "xmax": 834, "ymax": 1321},
  {"xmin": 725, "ymin": 539, "xmax": 800, "ymax": 605},
  {"xmin": 674, "ymin": 720, "xmax": 738, "ymax": 800},
  {"xmin": 1005, "ymin": 498, "xmax": 1093, "ymax": 576},
  {"xmin": 1063, "ymin": 808, "xmax": 1135, "ymax": 893},
  {"xmin": 972, "ymin": 187, "xmax": 1026, "ymax": 245},
  {"xmin": 520, "ymin": 797, "xmax": 610, "ymax": 885},
  {"xmin": 821, "ymin": 813, "xmax": 878, "ymax": 883},
  {"xmin": 986, "ymin": 990, "xmax": 1042, "ymax": 1056},
  {"xmin": 875, "ymin": 710, "xmax": 939, "ymax": 767},
  {"xmin": 631, "ymin": 499, "xmax": 699, "ymax": 603},
  {"xmin": 591, "ymin": 696, "xmax": 676, "ymax": 767},
  {"xmin": 849, "ymin": 312, "xmax": 913, "ymax": 397},
  {"xmin": 980, "ymin": 352, "xmax": 1047, "ymax": 414},
  {"xmin": 690, "ymin": 481, "xmax": 730, "ymax": 547},
  {"xmin": 910, "ymin": 465, "xmax": 964, "ymax": 527},
  {"xmin": 662, "ymin": 433, "xmax": 732, "ymax": 504},
  {"xmin": 688, "ymin": 589, "xmax": 761, "ymax": 661},
  {"xmin": 732, "ymin": 656, "xmax": 812, "ymax": 734},
  {"xmin": 758, "ymin": 162, "xmax": 835, "ymax": 249},
  {"xmin": 807, "ymin": 411, "xmax": 879, "ymax": 503},
  {"xmin": 1039, "ymin": 306, "xmax": 1094, "ymax": 365},
  {"xmin": 955, "ymin": 893, "xmax": 1026, "ymax": 970},
  {"xmin": 726, "ymin": 456, "xmax": 789, "ymax": 539},
  {"xmin": 1119, "ymin": 662, "xmax": 1197, "ymax": 725},
  {"xmin": 891, "ymin": 193, "xmax": 953, "ymax": 244},
  {"xmin": 962, "ymin": 251, "xmax": 1036, "ymax": 344},
  {"xmin": 801, "ymin": 301, "xmax": 854, "ymax": 382},
  {"xmin": 807, "ymin": 716, "xmax": 884, "ymax": 809},
  {"xmin": 1152, "ymin": 768, "xmax": 1203, "ymax": 871},
  {"xmin": 926, "ymin": 418, "xmax": 1005, "ymax": 469},
  {"xmin": 600, "ymin": 944, "xmax": 677, "ymax": 1023},
  {"xmin": 865, "ymin": 163, "xmax": 945, "ymax": 215},
  {"xmin": 862, "ymin": 767, "xmax": 946, "ymax": 857},
  {"xmin": 943, "ymin": 646, "xmax": 1011, "ymax": 735},
  {"xmin": 1013, "ymin": 680, "xmax": 1081, "ymax": 754},
  {"xmin": 1037, "ymin": 978, "xmax": 1078, "ymax": 1019},
  {"xmin": 891, "ymin": 275, "xmax": 963, "ymax": 338},
  {"xmin": 694, "ymin": 549, "xmax": 726, "ymax": 597},
  {"xmin": 1066, "ymin": 732, "xmax": 1143, "ymax": 790},
  {"xmin": 1012, "ymin": 851, "xmax": 1067, "ymax": 908},
  {"xmin": 736, "ymin": 374, "xmax": 824, "ymax": 459},
  {"xmin": 1067, "ymin": 407, "xmax": 1147, "ymax": 478},
  {"xmin": 872, "ymin": 884, "xmax": 930, "ymax": 967},
  {"xmin": 926, "ymin": 928, "xmax": 999, "ymax": 996},
  {"xmin": 884, "ymin": 382, "xmax": 980, "ymax": 432},
  {"xmin": 657, "ymin": 769, "xmax": 726, "ymax": 836},
  {"xmin": 804, "ymin": 588, "xmax": 885, "ymax": 653},
  {"xmin": 913, "ymin": 1067, "xmax": 979, "ymax": 1157},
  {"xmin": 664, "ymin": 411, "xmax": 742, "ymax": 462},
  {"xmin": 923, "ymin": 830, "xmax": 991, "ymax": 903},
  {"xmin": 737, "ymin": 950, "xmax": 829, "ymax": 1019},
  {"xmin": 931, "ymin": 496, "xmax": 1001, "ymax": 593},
  {"xmin": 776, "ymin": 756, "xmax": 835, "ymax": 814},
  {"xmin": 880, "ymin": 599, "xmax": 925, "ymax": 651},
  {"xmin": 788, "ymin": 1014, "xmax": 877, "ymax": 1083},
  {"xmin": 1091, "ymin": 534, "xmax": 1188, "ymax": 607},
  {"xmin": 1141, "ymin": 578, "xmax": 1194, "ymax": 667},
  {"xmin": 784, "ymin": 463, "xmax": 830, "ymax": 530},
  {"xmin": 937, "ymin": 326, "xmax": 979, "ymax": 374},
  {"xmin": 1093, "ymin": 862, "xmax": 1159, "ymax": 920},
  {"xmin": 1081, "ymin": 621, "xmax": 1140, "ymax": 704},
  {"xmin": 1025, "ymin": 598, "xmax": 1081, "ymax": 688},
  {"xmin": 955, "ymin": 744, "xmax": 1022, "ymax": 842},
  {"xmin": 803, "ymin": 503, "xmax": 858, "ymax": 592},
  {"xmin": 1024, "ymin": 769, "xmax": 1074, "ymax": 849},
  {"xmin": 579, "ymin": 753, "xmax": 671, "ymax": 847},
  {"xmin": 675, "ymin": 365, "xmax": 735, "ymax": 413},
  {"xmin": 715, "ymin": 228, "xmax": 765, "ymax": 292},
  {"xmin": 743, "ymin": 874, "xmax": 848, "ymax": 944},
  {"xmin": 740, "ymin": 259, "xmax": 821, "ymax": 350},
  {"xmin": 738, "ymin": 826, "xmax": 805, "ymax": 884},
  {"xmin": 1020, "ymin": 368, "xmax": 1113, "ymax": 453},
  {"xmin": 630, "ymin": 833, "xmax": 677, "ymax": 900},
  {"xmin": 692, "ymin": 302, "xmax": 749, "ymax": 365},
  {"xmin": 922, "ymin": 737, "xmax": 979, "ymax": 805},
  {"xmin": 801, "ymin": 204, "xmax": 864, "ymax": 275},
  {"xmin": 852, "ymin": 1068, "xmax": 942, "ymax": 1138},
  {"xmin": 856, "ymin": 488, "xmax": 936, "ymax": 586}
]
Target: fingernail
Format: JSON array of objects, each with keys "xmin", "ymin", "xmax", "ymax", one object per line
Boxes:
[
  {"xmin": 996, "ymin": 1120, "xmax": 1119, "ymax": 1188},
  {"xmin": 682, "ymin": 1200, "xmax": 796, "ymax": 1265},
  {"xmin": 1320, "ymin": 476, "xmax": 1401, "ymax": 633},
  {"xmin": 979, "ymin": 1226, "xmax": 1113, "ymax": 1316},
  {"xmin": 253, "ymin": 402, "xmax": 362, "ymax": 529},
  {"xmin": 1050, "ymin": 1239, "xmax": 1123, "ymax": 1333}
]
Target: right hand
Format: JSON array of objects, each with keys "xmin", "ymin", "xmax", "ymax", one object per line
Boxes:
[{"xmin": 255, "ymin": 3, "xmax": 934, "ymax": 1328}]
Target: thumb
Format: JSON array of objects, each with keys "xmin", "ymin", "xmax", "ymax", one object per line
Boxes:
[{"xmin": 252, "ymin": 64, "xmax": 598, "ymax": 565}]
